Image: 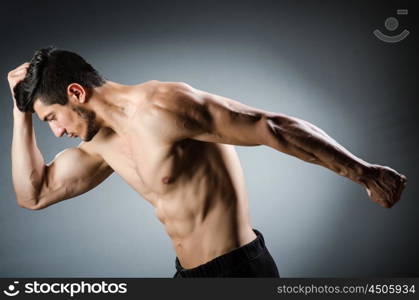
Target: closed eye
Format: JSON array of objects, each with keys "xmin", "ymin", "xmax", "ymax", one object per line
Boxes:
[{"xmin": 43, "ymin": 114, "xmax": 55, "ymax": 122}]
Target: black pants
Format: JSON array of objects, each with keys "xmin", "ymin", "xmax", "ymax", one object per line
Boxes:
[{"xmin": 173, "ymin": 229, "xmax": 280, "ymax": 278}]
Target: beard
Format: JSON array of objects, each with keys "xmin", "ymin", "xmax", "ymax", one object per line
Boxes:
[{"xmin": 71, "ymin": 106, "xmax": 100, "ymax": 142}]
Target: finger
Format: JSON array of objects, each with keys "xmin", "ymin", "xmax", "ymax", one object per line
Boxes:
[
  {"xmin": 9, "ymin": 70, "xmax": 27, "ymax": 79},
  {"xmin": 11, "ymin": 67, "xmax": 29, "ymax": 76},
  {"xmin": 9, "ymin": 63, "xmax": 30, "ymax": 74},
  {"xmin": 18, "ymin": 62, "xmax": 30, "ymax": 68},
  {"xmin": 16, "ymin": 63, "xmax": 30, "ymax": 72}
]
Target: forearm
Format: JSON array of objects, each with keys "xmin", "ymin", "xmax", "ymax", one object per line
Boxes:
[
  {"xmin": 11, "ymin": 109, "xmax": 46, "ymax": 207},
  {"xmin": 265, "ymin": 114, "xmax": 371, "ymax": 184}
]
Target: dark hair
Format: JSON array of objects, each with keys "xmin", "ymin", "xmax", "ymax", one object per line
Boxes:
[{"xmin": 14, "ymin": 46, "xmax": 106, "ymax": 113}]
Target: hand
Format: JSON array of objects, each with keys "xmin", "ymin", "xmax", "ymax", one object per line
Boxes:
[
  {"xmin": 7, "ymin": 62, "xmax": 30, "ymax": 110},
  {"xmin": 362, "ymin": 164, "xmax": 407, "ymax": 208}
]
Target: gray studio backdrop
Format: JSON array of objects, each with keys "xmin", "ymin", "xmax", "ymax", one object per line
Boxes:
[{"xmin": 1, "ymin": 0, "xmax": 417, "ymax": 277}]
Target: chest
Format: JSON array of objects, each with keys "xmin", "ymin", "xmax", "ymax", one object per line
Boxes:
[{"xmin": 98, "ymin": 130, "xmax": 201, "ymax": 198}]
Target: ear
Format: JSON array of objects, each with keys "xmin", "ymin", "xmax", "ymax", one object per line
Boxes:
[{"xmin": 67, "ymin": 83, "xmax": 87, "ymax": 104}]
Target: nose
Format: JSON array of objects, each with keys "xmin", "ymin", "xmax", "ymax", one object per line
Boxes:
[{"xmin": 49, "ymin": 122, "xmax": 66, "ymax": 137}]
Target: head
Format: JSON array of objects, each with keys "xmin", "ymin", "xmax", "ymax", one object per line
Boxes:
[{"xmin": 14, "ymin": 46, "xmax": 106, "ymax": 141}]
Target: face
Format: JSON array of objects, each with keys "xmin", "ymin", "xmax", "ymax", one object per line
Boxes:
[{"xmin": 34, "ymin": 100, "xmax": 100, "ymax": 142}]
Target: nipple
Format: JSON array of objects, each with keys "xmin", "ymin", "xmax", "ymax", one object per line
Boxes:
[{"xmin": 162, "ymin": 176, "xmax": 175, "ymax": 184}]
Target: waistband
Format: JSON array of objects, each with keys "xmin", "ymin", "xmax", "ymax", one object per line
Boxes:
[{"xmin": 175, "ymin": 228, "xmax": 266, "ymax": 277}]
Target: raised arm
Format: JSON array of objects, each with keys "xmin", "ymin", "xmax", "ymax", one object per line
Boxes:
[
  {"xmin": 9, "ymin": 63, "xmax": 113, "ymax": 210},
  {"xmin": 153, "ymin": 82, "xmax": 407, "ymax": 208}
]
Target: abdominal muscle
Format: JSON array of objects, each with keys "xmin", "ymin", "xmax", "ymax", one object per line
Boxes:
[
  {"xmin": 100, "ymin": 133, "xmax": 257, "ymax": 269},
  {"xmin": 148, "ymin": 143, "xmax": 257, "ymax": 269}
]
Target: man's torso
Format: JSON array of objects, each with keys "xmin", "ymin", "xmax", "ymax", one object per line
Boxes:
[{"xmin": 82, "ymin": 81, "xmax": 256, "ymax": 268}]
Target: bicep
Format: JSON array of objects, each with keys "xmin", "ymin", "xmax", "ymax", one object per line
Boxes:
[{"xmin": 34, "ymin": 145, "xmax": 113, "ymax": 209}]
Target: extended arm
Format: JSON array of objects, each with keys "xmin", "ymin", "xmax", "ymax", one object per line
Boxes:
[{"xmin": 156, "ymin": 82, "xmax": 407, "ymax": 208}]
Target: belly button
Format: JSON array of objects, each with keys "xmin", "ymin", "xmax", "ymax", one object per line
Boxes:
[{"xmin": 162, "ymin": 176, "xmax": 175, "ymax": 184}]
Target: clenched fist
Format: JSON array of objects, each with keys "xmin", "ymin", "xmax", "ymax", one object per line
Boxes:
[{"xmin": 7, "ymin": 62, "xmax": 30, "ymax": 110}]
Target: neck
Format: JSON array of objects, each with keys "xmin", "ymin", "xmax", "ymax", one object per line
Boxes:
[{"xmin": 88, "ymin": 81, "xmax": 136, "ymax": 133}]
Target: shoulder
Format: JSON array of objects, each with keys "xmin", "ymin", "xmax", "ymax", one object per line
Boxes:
[
  {"xmin": 149, "ymin": 81, "xmax": 207, "ymax": 118},
  {"xmin": 137, "ymin": 81, "xmax": 211, "ymax": 142},
  {"xmin": 129, "ymin": 80, "xmax": 199, "ymax": 114},
  {"xmin": 153, "ymin": 80, "xmax": 193, "ymax": 93}
]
